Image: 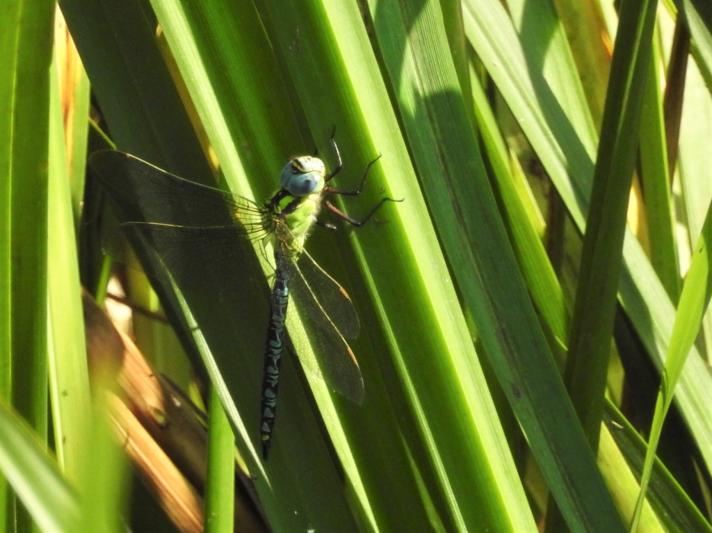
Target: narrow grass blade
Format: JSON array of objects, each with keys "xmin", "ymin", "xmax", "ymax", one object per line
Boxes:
[
  {"xmin": 0, "ymin": 399, "xmax": 80, "ymax": 533},
  {"xmin": 468, "ymin": 48, "xmax": 569, "ymax": 352},
  {"xmin": 47, "ymin": 31, "xmax": 92, "ymax": 479},
  {"xmin": 639, "ymin": 36, "xmax": 678, "ymax": 301},
  {"xmin": 678, "ymin": 0, "xmax": 712, "ymax": 91},
  {"xmin": 566, "ymin": 0, "xmax": 658, "ymax": 445},
  {"xmin": 631, "ymin": 203, "xmax": 712, "ymax": 530},
  {"xmin": 0, "ymin": 1, "xmax": 18, "ymax": 522},
  {"xmin": 605, "ymin": 404, "xmax": 712, "ymax": 532},
  {"xmin": 2, "ymin": 2, "xmax": 55, "ymax": 530},
  {"xmin": 53, "ymin": 13, "xmax": 91, "ymax": 222},
  {"xmin": 204, "ymin": 386, "xmax": 235, "ymax": 533},
  {"xmin": 677, "ymin": 37, "xmax": 712, "ymax": 362},
  {"xmin": 76, "ymin": 398, "xmax": 127, "ymax": 533},
  {"xmin": 0, "ymin": 0, "xmax": 20, "ymax": 403}
]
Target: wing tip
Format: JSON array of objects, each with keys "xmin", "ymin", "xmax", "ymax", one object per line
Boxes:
[{"xmin": 348, "ymin": 375, "xmax": 365, "ymax": 406}]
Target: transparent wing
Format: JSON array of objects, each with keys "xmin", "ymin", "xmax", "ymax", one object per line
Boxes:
[
  {"xmin": 285, "ymin": 257, "xmax": 364, "ymax": 404},
  {"xmin": 295, "ymin": 249, "xmax": 360, "ymax": 339},
  {"xmin": 90, "ymin": 150, "xmax": 268, "ymax": 236},
  {"xmin": 120, "ymin": 221, "xmax": 272, "ymax": 336}
]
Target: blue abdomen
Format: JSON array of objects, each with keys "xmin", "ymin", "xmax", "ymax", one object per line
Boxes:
[{"xmin": 260, "ymin": 260, "xmax": 291, "ymax": 458}]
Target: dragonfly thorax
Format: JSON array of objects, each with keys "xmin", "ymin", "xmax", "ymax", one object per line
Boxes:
[
  {"xmin": 280, "ymin": 156, "xmax": 326, "ymax": 197},
  {"xmin": 272, "ymin": 192, "xmax": 322, "ymax": 257}
]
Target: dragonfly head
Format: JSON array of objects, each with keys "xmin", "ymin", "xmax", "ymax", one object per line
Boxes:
[{"xmin": 280, "ymin": 156, "xmax": 326, "ymax": 196}]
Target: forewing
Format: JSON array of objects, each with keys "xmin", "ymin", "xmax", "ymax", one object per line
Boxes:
[
  {"xmin": 90, "ymin": 149, "xmax": 273, "ymax": 385},
  {"xmin": 90, "ymin": 150, "xmax": 267, "ymax": 235}
]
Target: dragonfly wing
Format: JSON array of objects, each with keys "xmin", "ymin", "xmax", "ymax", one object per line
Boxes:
[
  {"xmin": 91, "ymin": 149, "xmax": 274, "ymax": 375},
  {"xmin": 285, "ymin": 258, "xmax": 364, "ymax": 404},
  {"xmin": 90, "ymin": 150, "xmax": 267, "ymax": 235},
  {"xmin": 295, "ymin": 249, "xmax": 360, "ymax": 339},
  {"xmin": 122, "ymin": 223, "xmax": 270, "ymax": 318}
]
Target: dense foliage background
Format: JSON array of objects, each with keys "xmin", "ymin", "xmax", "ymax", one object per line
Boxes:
[{"xmin": 2, "ymin": 1, "xmax": 712, "ymax": 532}]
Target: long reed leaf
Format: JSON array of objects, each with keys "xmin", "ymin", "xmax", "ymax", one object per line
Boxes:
[
  {"xmin": 631, "ymin": 202, "xmax": 712, "ymax": 530},
  {"xmin": 0, "ymin": 400, "xmax": 79, "ymax": 533}
]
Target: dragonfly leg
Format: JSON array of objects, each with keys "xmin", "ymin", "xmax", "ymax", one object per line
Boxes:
[
  {"xmin": 324, "ymin": 154, "xmax": 382, "ymax": 195},
  {"xmin": 325, "ymin": 127, "xmax": 343, "ymax": 181},
  {"xmin": 324, "ymin": 196, "xmax": 401, "ymax": 227}
]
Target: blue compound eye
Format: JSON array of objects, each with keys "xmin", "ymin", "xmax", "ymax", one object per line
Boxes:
[
  {"xmin": 287, "ymin": 173, "xmax": 318, "ymax": 195},
  {"xmin": 280, "ymin": 156, "xmax": 326, "ymax": 196}
]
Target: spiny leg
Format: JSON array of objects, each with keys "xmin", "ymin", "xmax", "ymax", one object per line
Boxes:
[
  {"xmin": 311, "ymin": 126, "xmax": 344, "ymax": 180},
  {"xmin": 325, "ymin": 154, "xmax": 382, "ymax": 195},
  {"xmin": 324, "ymin": 196, "xmax": 402, "ymax": 227},
  {"xmin": 325, "ymin": 126, "xmax": 343, "ymax": 181}
]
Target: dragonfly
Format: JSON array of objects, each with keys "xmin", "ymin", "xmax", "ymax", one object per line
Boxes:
[{"xmin": 90, "ymin": 137, "xmax": 396, "ymax": 458}]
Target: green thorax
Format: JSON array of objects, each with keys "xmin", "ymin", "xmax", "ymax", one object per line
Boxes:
[{"xmin": 270, "ymin": 190, "xmax": 323, "ymax": 257}]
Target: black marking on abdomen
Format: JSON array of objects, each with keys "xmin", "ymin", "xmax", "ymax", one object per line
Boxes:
[{"xmin": 260, "ymin": 262, "xmax": 290, "ymax": 459}]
